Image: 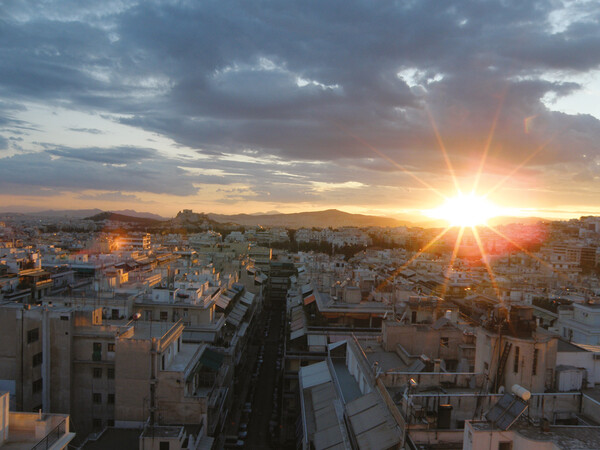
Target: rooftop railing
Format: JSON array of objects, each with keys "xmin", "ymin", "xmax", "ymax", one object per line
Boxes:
[{"xmin": 30, "ymin": 418, "xmax": 66, "ymax": 450}]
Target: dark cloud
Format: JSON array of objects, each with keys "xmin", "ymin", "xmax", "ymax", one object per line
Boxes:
[
  {"xmin": 68, "ymin": 127, "xmax": 105, "ymax": 134},
  {"xmin": 47, "ymin": 146, "xmax": 158, "ymax": 164},
  {"xmin": 77, "ymin": 191, "xmax": 152, "ymax": 203},
  {"xmin": 1, "ymin": 0, "xmax": 600, "ymax": 202},
  {"xmin": 0, "ymin": 150, "xmax": 199, "ymax": 196}
]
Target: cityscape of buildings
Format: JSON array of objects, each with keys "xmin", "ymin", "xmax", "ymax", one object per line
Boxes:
[
  {"xmin": 4, "ymin": 1, "xmax": 600, "ymax": 449},
  {"xmin": 1, "ymin": 212, "xmax": 600, "ymax": 448}
]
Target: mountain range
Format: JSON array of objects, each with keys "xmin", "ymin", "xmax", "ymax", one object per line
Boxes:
[
  {"xmin": 207, "ymin": 209, "xmax": 410, "ymax": 228},
  {"xmin": 0, "ymin": 207, "xmax": 548, "ymax": 229}
]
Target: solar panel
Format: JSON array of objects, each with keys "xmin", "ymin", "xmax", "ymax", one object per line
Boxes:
[{"xmin": 486, "ymin": 393, "xmax": 529, "ymax": 430}]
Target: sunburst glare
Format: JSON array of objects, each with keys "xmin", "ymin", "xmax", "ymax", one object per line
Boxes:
[{"xmin": 424, "ymin": 193, "xmax": 507, "ymax": 227}]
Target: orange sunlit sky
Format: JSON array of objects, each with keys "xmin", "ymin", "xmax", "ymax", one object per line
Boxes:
[{"xmin": 2, "ymin": 1, "xmax": 600, "ymax": 223}]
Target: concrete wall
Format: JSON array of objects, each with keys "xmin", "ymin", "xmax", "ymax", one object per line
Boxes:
[
  {"xmin": 464, "ymin": 422, "xmax": 556, "ymax": 450},
  {"xmin": 475, "ymin": 329, "xmax": 557, "ymax": 393},
  {"xmin": 71, "ymin": 332, "xmax": 116, "ymax": 435},
  {"xmin": 383, "ymin": 322, "xmax": 466, "ymax": 362},
  {"xmin": 557, "ymin": 350, "xmax": 600, "ymax": 387},
  {"xmin": 156, "ymin": 370, "xmax": 206, "ymax": 424},
  {"xmin": 0, "ymin": 392, "xmax": 7, "ymax": 445},
  {"xmin": 0, "ymin": 307, "xmax": 44, "ymax": 411},
  {"xmin": 115, "ymin": 338, "xmax": 152, "ymax": 424},
  {"xmin": 48, "ymin": 311, "xmax": 72, "ymax": 414}
]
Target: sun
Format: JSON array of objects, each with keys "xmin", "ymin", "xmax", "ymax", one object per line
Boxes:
[{"xmin": 425, "ymin": 193, "xmax": 504, "ymax": 227}]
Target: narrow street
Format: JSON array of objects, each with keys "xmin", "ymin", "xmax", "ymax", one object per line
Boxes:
[
  {"xmin": 223, "ymin": 297, "xmax": 285, "ymax": 449},
  {"xmin": 245, "ymin": 298, "xmax": 284, "ymax": 449}
]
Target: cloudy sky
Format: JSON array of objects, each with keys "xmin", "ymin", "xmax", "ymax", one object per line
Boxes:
[{"xmin": 2, "ymin": 0, "xmax": 600, "ymax": 219}]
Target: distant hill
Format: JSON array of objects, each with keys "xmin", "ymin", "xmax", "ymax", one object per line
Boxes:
[
  {"xmin": 28, "ymin": 208, "xmax": 104, "ymax": 218},
  {"xmin": 86, "ymin": 212, "xmax": 163, "ymax": 225},
  {"xmin": 488, "ymin": 216, "xmax": 547, "ymax": 226},
  {"xmin": 111, "ymin": 209, "xmax": 166, "ymax": 220},
  {"xmin": 1, "ymin": 208, "xmax": 166, "ymax": 220},
  {"xmin": 208, "ymin": 209, "xmax": 409, "ymax": 228}
]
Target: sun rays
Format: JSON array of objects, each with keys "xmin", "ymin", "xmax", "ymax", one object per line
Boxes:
[
  {"xmin": 414, "ymin": 93, "xmax": 561, "ymax": 302},
  {"xmin": 350, "ymin": 88, "xmax": 562, "ymax": 304}
]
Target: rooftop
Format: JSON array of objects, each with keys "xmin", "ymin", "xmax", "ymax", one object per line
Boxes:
[
  {"xmin": 358, "ymin": 340, "xmax": 406, "ymax": 372},
  {"xmin": 557, "ymin": 339, "xmax": 589, "ymax": 352},
  {"xmin": 122, "ymin": 321, "xmax": 182, "ymax": 341},
  {"xmin": 165, "ymin": 343, "xmax": 205, "ymax": 375},
  {"xmin": 470, "ymin": 421, "xmax": 600, "ymax": 449},
  {"xmin": 81, "ymin": 428, "xmax": 140, "ymax": 450}
]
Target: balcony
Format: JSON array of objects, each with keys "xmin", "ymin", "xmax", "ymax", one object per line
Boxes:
[{"xmin": 2, "ymin": 413, "xmax": 74, "ymax": 450}]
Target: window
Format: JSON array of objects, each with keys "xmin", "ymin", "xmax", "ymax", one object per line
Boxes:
[
  {"xmin": 111, "ymin": 309, "xmax": 119, "ymax": 320},
  {"xmin": 532, "ymin": 349, "xmax": 539, "ymax": 376},
  {"xmin": 93, "ymin": 393, "xmax": 101, "ymax": 404},
  {"xmin": 513, "ymin": 346, "xmax": 520, "ymax": 373},
  {"xmin": 93, "ymin": 368, "xmax": 102, "ymax": 378},
  {"xmin": 27, "ymin": 328, "xmax": 39, "ymax": 344},
  {"xmin": 107, "ymin": 419, "xmax": 115, "ymax": 427},
  {"xmin": 440, "ymin": 337, "xmax": 449, "ymax": 348},
  {"xmin": 107, "ymin": 368, "xmax": 115, "ymax": 379},
  {"xmin": 107, "ymin": 343, "xmax": 115, "ymax": 352},
  {"xmin": 92, "ymin": 418, "xmax": 102, "ymax": 429},
  {"xmin": 32, "ymin": 352, "xmax": 43, "ymax": 367},
  {"xmin": 160, "ymin": 311, "xmax": 168, "ymax": 322},
  {"xmin": 159, "ymin": 442, "xmax": 170, "ymax": 450},
  {"xmin": 93, "ymin": 342, "xmax": 102, "ymax": 361},
  {"xmin": 32, "ymin": 379, "xmax": 43, "ymax": 393},
  {"xmin": 498, "ymin": 442, "xmax": 513, "ymax": 450},
  {"xmin": 60, "ymin": 315, "xmax": 69, "ymax": 321},
  {"xmin": 107, "ymin": 394, "xmax": 115, "ymax": 404}
]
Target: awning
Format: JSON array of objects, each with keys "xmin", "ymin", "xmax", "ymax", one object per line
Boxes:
[
  {"xmin": 240, "ymin": 291, "xmax": 255, "ymax": 306},
  {"xmin": 299, "ymin": 361, "xmax": 331, "ymax": 389},
  {"xmin": 226, "ymin": 302, "xmax": 248, "ymax": 327},
  {"xmin": 301, "ymin": 284, "xmax": 313, "ymax": 296},
  {"xmin": 303, "ymin": 294, "xmax": 316, "ymax": 305},
  {"xmin": 255, "ymin": 273, "xmax": 268, "ymax": 284},
  {"xmin": 291, "ymin": 317, "xmax": 305, "ymax": 331},
  {"xmin": 290, "ymin": 327, "xmax": 307, "ymax": 340},
  {"xmin": 199, "ymin": 348, "xmax": 225, "ymax": 371},
  {"xmin": 215, "ymin": 292, "xmax": 232, "ymax": 309}
]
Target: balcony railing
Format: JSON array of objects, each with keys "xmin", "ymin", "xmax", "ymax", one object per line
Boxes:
[{"xmin": 31, "ymin": 418, "xmax": 66, "ymax": 450}]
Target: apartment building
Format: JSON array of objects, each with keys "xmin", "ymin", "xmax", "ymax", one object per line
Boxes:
[{"xmin": 0, "ymin": 302, "xmax": 229, "ymax": 443}]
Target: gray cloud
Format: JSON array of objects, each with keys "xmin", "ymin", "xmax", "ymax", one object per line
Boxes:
[
  {"xmin": 68, "ymin": 127, "xmax": 105, "ymax": 134},
  {"xmin": 47, "ymin": 146, "xmax": 158, "ymax": 164},
  {"xmin": 0, "ymin": 149, "xmax": 199, "ymax": 196},
  {"xmin": 2, "ymin": 0, "xmax": 600, "ymax": 203},
  {"xmin": 77, "ymin": 191, "xmax": 152, "ymax": 203}
]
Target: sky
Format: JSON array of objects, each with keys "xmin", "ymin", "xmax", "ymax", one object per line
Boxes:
[{"xmin": 2, "ymin": 0, "xmax": 600, "ymax": 220}]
